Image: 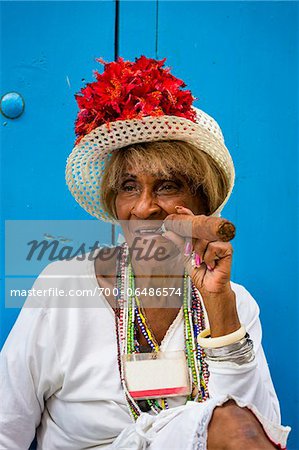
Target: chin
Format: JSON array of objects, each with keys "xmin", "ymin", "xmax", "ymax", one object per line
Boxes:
[{"xmin": 126, "ymin": 234, "xmax": 180, "ymax": 265}]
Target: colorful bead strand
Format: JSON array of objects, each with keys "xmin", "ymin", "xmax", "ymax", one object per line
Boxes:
[{"xmin": 114, "ymin": 242, "xmax": 210, "ymax": 420}]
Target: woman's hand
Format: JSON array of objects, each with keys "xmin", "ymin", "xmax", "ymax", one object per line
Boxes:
[{"xmin": 163, "ymin": 206, "xmax": 241, "ymax": 337}]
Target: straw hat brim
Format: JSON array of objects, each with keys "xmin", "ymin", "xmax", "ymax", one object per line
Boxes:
[{"xmin": 65, "ymin": 107, "xmax": 235, "ymax": 223}]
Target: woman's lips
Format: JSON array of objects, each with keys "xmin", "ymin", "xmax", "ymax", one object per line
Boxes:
[{"xmin": 134, "ymin": 225, "xmax": 165, "ymax": 237}]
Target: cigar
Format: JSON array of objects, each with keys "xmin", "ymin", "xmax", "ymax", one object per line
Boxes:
[{"xmin": 162, "ymin": 214, "xmax": 236, "ymax": 242}]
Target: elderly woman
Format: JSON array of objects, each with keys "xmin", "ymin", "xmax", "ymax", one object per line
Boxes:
[{"xmin": 0, "ymin": 57, "xmax": 290, "ymax": 449}]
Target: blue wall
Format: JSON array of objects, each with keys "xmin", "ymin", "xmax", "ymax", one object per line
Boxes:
[{"xmin": 1, "ymin": 1, "xmax": 298, "ymax": 447}]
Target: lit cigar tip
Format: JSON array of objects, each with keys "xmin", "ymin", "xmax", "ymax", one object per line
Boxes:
[{"xmin": 217, "ymin": 222, "xmax": 236, "ymax": 241}]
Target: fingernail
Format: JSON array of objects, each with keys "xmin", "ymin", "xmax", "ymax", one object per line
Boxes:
[
  {"xmin": 175, "ymin": 205, "xmax": 183, "ymax": 209},
  {"xmin": 184, "ymin": 241, "xmax": 192, "ymax": 256},
  {"xmin": 195, "ymin": 254, "xmax": 201, "ymax": 267},
  {"xmin": 207, "ymin": 265, "xmax": 214, "ymax": 271}
]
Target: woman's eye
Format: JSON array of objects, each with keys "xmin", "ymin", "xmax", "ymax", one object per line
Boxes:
[
  {"xmin": 121, "ymin": 183, "xmax": 137, "ymax": 192},
  {"xmin": 158, "ymin": 183, "xmax": 179, "ymax": 192}
]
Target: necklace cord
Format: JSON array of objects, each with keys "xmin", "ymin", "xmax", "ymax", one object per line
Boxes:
[{"xmin": 114, "ymin": 242, "xmax": 210, "ymax": 419}]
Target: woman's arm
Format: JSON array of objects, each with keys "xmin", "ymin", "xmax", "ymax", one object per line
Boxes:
[
  {"xmin": 0, "ymin": 301, "xmax": 62, "ymax": 449},
  {"xmin": 205, "ymin": 283, "xmax": 281, "ymax": 424},
  {"xmin": 163, "ymin": 208, "xmax": 282, "ymax": 424}
]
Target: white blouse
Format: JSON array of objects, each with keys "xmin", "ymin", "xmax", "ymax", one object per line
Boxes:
[{"xmin": 0, "ymin": 254, "xmax": 287, "ymax": 449}]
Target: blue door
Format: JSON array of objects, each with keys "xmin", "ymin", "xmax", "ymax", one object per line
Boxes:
[{"xmin": 1, "ymin": 1, "xmax": 298, "ymax": 447}]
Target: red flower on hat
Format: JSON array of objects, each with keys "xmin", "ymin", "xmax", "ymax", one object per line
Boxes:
[{"xmin": 74, "ymin": 56, "xmax": 196, "ymax": 144}]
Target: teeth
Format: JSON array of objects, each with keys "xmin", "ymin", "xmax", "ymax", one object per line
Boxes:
[
  {"xmin": 138, "ymin": 228, "xmax": 158, "ymax": 233},
  {"xmin": 135, "ymin": 225, "xmax": 165, "ymax": 235}
]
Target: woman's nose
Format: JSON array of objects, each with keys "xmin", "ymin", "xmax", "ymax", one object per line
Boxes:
[{"xmin": 131, "ymin": 190, "xmax": 161, "ymax": 219}]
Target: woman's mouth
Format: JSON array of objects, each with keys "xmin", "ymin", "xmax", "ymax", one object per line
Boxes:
[{"xmin": 135, "ymin": 226, "xmax": 165, "ymax": 238}]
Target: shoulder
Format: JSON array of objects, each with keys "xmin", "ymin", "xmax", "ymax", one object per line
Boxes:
[
  {"xmin": 30, "ymin": 255, "xmax": 91, "ymax": 297},
  {"xmin": 37, "ymin": 245, "xmax": 120, "ymax": 278},
  {"xmin": 26, "ymin": 247, "xmax": 119, "ymax": 309},
  {"xmin": 38, "ymin": 254, "xmax": 91, "ymax": 277}
]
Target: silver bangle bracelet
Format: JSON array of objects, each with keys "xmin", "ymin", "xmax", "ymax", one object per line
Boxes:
[
  {"xmin": 204, "ymin": 334, "xmax": 250, "ymax": 357},
  {"xmin": 204, "ymin": 334, "xmax": 255, "ymax": 365}
]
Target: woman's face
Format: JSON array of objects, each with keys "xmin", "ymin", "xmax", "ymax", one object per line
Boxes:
[
  {"xmin": 115, "ymin": 168, "xmax": 207, "ymax": 250},
  {"xmin": 115, "ymin": 169, "xmax": 207, "ymax": 221}
]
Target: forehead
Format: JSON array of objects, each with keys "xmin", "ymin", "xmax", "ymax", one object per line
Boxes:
[
  {"xmin": 120, "ymin": 163, "xmax": 182, "ymax": 179},
  {"xmin": 120, "ymin": 170, "xmax": 184, "ymax": 181}
]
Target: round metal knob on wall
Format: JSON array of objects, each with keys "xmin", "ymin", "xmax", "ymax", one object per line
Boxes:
[{"xmin": 0, "ymin": 92, "xmax": 25, "ymax": 119}]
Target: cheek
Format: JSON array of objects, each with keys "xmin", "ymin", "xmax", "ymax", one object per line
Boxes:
[
  {"xmin": 114, "ymin": 195, "xmax": 122, "ymax": 218},
  {"xmin": 161, "ymin": 194, "xmax": 206, "ymax": 215},
  {"xmin": 114, "ymin": 194, "xmax": 131, "ymax": 219}
]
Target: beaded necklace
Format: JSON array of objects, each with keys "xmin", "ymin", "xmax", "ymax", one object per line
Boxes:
[
  {"xmin": 114, "ymin": 243, "xmax": 209, "ymax": 420},
  {"xmin": 135, "ymin": 296, "xmax": 159, "ymax": 351}
]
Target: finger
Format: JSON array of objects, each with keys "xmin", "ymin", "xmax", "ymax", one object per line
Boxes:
[
  {"xmin": 162, "ymin": 231, "xmax": 194, "ymax": 276},
  {"xmin": 192, "ymin": 239, "xmax": 210, "ymax": 266},
  {"xmin": 163, "ymin": 214, "xmax": 236, "ymax": 242},
  {"xmin": 174, "ymin": 205, "xmax": 195, "ymax": 216},
  {"xmin": 202, "ymin": 241, "xmax": 233, "ymax": 270},
  {"xmin": 162, "ymin": 230, "xmax": 185, "ymax": 250}
]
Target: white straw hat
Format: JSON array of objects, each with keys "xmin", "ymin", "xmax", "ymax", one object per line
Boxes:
[{"xmin": 65, "ymin": 57, "xmax": 235, "ymax": 223}]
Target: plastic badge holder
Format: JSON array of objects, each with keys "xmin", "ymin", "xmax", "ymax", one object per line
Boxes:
[{"xmin": 123, "ymin": 350, "xmax": 191, "ymax": 399}]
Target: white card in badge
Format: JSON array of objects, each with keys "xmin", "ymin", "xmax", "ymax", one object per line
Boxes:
[{"xmin": 123, "ymin": 350, "xmax": 191, "ymax": 399}]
